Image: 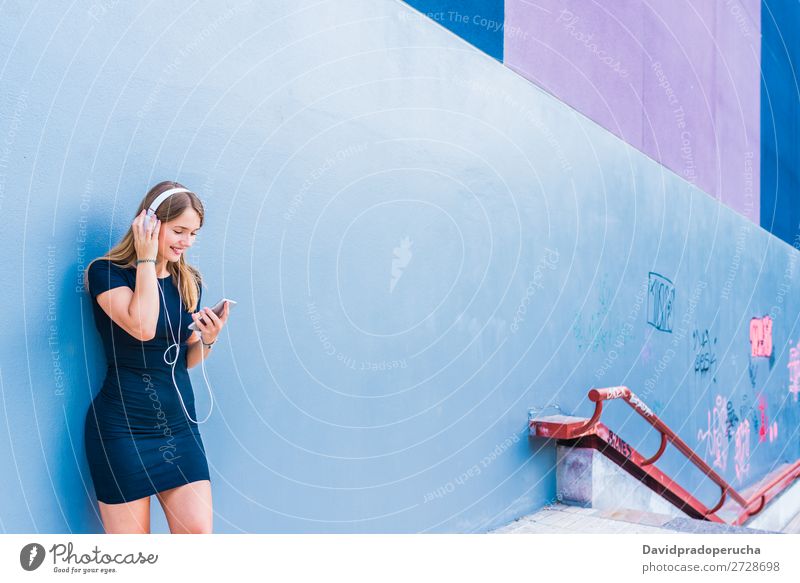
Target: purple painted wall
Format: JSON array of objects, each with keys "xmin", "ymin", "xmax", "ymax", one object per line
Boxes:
[{"xmin": 504, "ymin": 0, "xmax": 761, "ymax": 223}]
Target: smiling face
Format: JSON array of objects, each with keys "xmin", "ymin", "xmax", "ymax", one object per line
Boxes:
[{"xmin": 157, "ymin": 207, "xmax": 202, "ymax": 262}]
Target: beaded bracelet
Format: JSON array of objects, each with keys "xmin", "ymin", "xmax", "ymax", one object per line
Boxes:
[{"xmin": 136, "ymin": 258, "xmax": 156, "ymax": 265}]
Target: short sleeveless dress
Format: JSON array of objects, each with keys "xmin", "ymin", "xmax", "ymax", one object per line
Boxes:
[{"xmin": 84, "ymin": 259, "xmax": 210, "ymax": 504}]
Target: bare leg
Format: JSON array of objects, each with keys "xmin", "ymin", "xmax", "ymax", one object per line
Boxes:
[
  {"xmin": 98, "ymin": 496, "xmax": 151, "ymax": 534},
  {"xmin": 156, "ymin": 480, "xmax": 212, "ymax": 534}
]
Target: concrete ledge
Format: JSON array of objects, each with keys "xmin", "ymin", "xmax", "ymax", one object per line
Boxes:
[{"xmin": 490, "ymin": 503, "xmax": 777, "ymax": 534}]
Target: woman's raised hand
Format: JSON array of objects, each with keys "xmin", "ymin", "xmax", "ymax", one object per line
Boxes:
[{"xmin": 132, "ymin": 209, "xmax": 160, "ymax": 260}]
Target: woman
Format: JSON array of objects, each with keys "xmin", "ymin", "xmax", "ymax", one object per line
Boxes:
[{"xmin": 83, "ymin": 181, "xmax": 230, "ymax": 534}]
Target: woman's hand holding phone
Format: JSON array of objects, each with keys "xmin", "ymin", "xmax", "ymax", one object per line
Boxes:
[{"xmin": 192, "ymin": 300, "xmax": 231, "ymax": 344}]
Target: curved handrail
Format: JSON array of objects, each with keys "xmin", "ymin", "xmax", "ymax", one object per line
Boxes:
[
  {"xmin": 641, "ymin": 432, "xmax": 667, "ymax": 466},
  {"xmin": 585, "ymin": 386, "xmax": 800, "ymax": 522}
]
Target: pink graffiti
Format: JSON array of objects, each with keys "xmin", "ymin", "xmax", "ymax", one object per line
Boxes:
[
  {"xmin": 734, "ymin": 419, "xmax": 751, "ymax": 483},
  {"xmin": 788, "ymin": 339, "xmax": 800, "ymax": 402},
  {"xmin": 697, "ymin": 395, "xmax": 728, "ymax": 471},
  {"xmin": 758, "ymin": 395, "xmax": 767, "ymax": 442},
  {"xmin": 757, "ymin": 395, "xmax": 779, "ymax": 444},
  {"xmin": 750, "ymin": 316, "xmax": 773, "ymax": 358}
]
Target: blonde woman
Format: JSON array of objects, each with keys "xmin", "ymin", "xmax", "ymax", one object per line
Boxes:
[{"xmin": 83, "ymin": 181, "xmax": 230, "ymax": 534}]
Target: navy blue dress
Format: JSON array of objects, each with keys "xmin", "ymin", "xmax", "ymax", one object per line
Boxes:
[{"xmin": 84, "ymin": 259, "xmax": 210, "ymax": 505}]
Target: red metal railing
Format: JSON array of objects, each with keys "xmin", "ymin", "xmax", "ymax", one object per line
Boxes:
[{"xmin": 532, "ymin": 386, "xmax": 800, "ymax": 526}]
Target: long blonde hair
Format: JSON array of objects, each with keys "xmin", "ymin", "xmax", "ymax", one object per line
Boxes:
[{"xmin": 84, "ymin": 181, "xmax": 204, "ymax": 311}]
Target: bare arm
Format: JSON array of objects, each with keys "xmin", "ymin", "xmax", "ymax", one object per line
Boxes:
[
  {"xmin": 94, "ymin": 208, "xmax": 163, "ymax": 341},
  {"xmin": 185, "ymin": 331, "xmax": 213, "ymax": 368},
  {"xmin": 95, "ymin": 262, "xmax": 160, "ymax": 341},
  {"xmin": 126, "ymin": 261, "xmax": 160, "ymax": 339}
]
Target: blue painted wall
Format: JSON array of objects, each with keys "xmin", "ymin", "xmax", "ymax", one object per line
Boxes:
[
  {"xmin": 403, "ymin": 0, "xmax": 504, "ymax": 60},
  {"xmin": 761, "ymin": 0, "xmax": 800, "ymax": 247},
  {"xmin": 0, "ymin": 0, "xmax": 798, "ymax": 533}
]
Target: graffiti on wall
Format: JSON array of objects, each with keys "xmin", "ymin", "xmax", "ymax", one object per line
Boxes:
[
  {"xmin": 739, "ymin": 395, "xmax": 760, "ymax": 439},
  {"xmin": 698, "ymin": 390, "xmax": 781, "ymax": 479},
  {"xmin": 572, "ymin": 274, "xmax": 615, "ymax": 351},
  {"xmin": 734, "ymin": 418, "xmax": 751, "ymax": 483},
  {"xmin": 748, "ymin": 357, "xmax": 758, "ymax": 389},
  {"xmin": 788, "ymin": 339, "xmax": 800, "ymax": 402},
  {"xmin": 697, "ymin": 395, "xmax": 729, "ymax": 471},
  {"xmin": 647, "ymin": 272, "xmax": 674, "ymax": 332},
  {"xmin": 692, "ymin": 328, "xmax": 717, "ymax": 381},
  {"xmin": 725, "ymin": 399, "xmax": 740, "ymax": 442},
  {"xmin": 750, "ymin": 316, "xmax": 773, "ymax": 358},
  {"xmin": 757, "ymin": 394, "xmax": 779, "ymax": 443}
]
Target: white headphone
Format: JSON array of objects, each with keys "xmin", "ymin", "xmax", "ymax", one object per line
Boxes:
[
  {"xmin": 144, "ymin": 187, "xmax": 190, "ymax": 230},
  {"xmin": 148, "ymin": 186, "xmax": 215, "ymax": 424}
]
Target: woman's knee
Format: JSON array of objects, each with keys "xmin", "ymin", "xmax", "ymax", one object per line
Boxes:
[{"xmin": 171, "ymin": 517, "xmax": 212, "ymax": 534}]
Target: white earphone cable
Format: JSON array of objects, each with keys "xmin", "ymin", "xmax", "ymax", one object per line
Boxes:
[{"xmin": 158, "ymin": 268, "xmax": 214, "ymax": 424}]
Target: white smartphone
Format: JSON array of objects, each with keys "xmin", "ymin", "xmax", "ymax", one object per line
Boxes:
[{"xmin": 188, "ymin": 298, "xmax": 237, "ymax": 331}]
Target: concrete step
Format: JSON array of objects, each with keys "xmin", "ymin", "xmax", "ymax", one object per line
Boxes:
[
  {"xmin": 490, "ymin": 503, "xmax": 775, "ymax": 534},
  {"xmin": 556, "ymin": 442, "xmax": 800, "ymax": 529},
  {"xmin": 556, "ymin": 445, "xmax": 687, "ymax": 518}
]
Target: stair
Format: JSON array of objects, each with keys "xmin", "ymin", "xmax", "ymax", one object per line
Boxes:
[{"xmin": 529, "ymin": 386, "xmax": 800, "ymax": 528}]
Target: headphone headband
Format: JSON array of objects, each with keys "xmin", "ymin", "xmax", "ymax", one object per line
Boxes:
[{"xmin": 147, "ymin": 187, "xmax": 191, "ymax": 215}]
